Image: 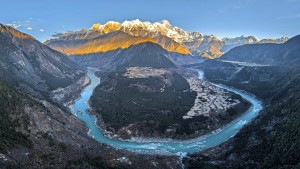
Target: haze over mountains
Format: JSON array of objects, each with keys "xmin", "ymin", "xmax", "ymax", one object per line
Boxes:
[
  {"xmin": 0, "ymin": 17, "xmax": 300, "ymax": 169},
  {"xmin": 45, "ymin": 19, "xmax": 289, "ymax": 59}
]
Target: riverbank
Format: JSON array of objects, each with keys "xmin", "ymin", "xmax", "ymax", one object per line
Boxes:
[
  {"xmin": 68, "ymin": 69, "xmax": 262, "ymax": 154},
  {"xmin": 89, "ymin": 67, "xmax": 198, "ymax": 140},
  {"xmin": 95, "ymin": 68, "xmax": 250, "ymax": 141}
]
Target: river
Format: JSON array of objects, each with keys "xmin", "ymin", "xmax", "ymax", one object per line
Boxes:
[{"xmin": 70, "ymin": 69, "xmax": 262, "ymax": 155}]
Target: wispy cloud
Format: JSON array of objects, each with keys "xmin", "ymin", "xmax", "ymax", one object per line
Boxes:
[
  {"xmin": 6, "ymin": 23, "xmax": 21, "ymax": 29},
  {"xmin": 276, "ymin": 14, "xmax": 300, "ymax": 19},
  {"xmin": 6, "ymin": 18, "xmax": 46, "ymax": 32},
  {"xmin": 218, "ymin": 1, "xmax": 243, "ymax": 14}
]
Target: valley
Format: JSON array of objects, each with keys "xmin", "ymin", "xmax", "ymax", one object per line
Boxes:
[
  {"xmin": 0, "ymin": 2, "xmax": 299, "ymax": 167},
  {"xmin": 184, "ymin": 35, "xmax": 300, "ymax": 168},
  {"xmin": 0, "ymin": 24, "xmax": 186, "ymax": 169},
  {"xmin": 69, "ymin": 68, "xmax": 261, "ymax": 154},
  {"xmin": 82, "ymin": 42, "xmax": 250, "ymax": 140}
]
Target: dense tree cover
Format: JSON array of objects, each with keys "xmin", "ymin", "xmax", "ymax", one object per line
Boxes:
[
  {"xmin": 0, "ymin": 81, "xmax": 32, "ymax": 152},
  {"xmin": 229, "ymin": 71, "xmax": 300, "ymax": 168},
  {"xmin": 43, "ymin": 72, "xmax": 73, "ymax": 91},
  {"xmin": 187, "ymin": 64, "xmax": 300, "ymax": 168},
  {"xmin": 91, "ymin": 70, "xmax": 198, "ymax": 138},
  {"xmin": 65, "ymin": 154, "xmax": 118, "ymax": 169}
]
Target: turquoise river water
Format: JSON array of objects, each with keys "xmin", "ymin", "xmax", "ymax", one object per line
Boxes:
[{"xmin": 70, "ymin": 69, "xmax": 262, "ymax": 155}]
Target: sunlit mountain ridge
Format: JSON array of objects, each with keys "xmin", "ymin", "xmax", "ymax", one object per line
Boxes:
[{"xmin": 45, "ymin": 19, "xmax": 289, "ymax": 59}]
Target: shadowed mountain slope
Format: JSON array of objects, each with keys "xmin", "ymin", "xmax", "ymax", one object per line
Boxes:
[{"xmin": 0, "ymin": 24, "xmax": 85, "ymax": 97}]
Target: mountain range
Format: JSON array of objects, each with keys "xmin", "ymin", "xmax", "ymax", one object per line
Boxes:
[
  {"xmin": 89, "ymin": 42, "xmax": 197, "ymax": 139},
  {"xmin": 220, "ymin": 35, "xmax": 300, "ymax": 66},
  {"xmin": 45, "ymin": 19, "xmax": 289, "ymax": 59},
  {"xmin": 186, "ymin": 35, "xmax": 300, "ymax": 168},
  {"xmin": 0, "ymin": 23, "xmax": 180, "ymax": 169},
  {"xmin": 88, "ymin": 42, "xmax": 249, "ymax": 139},
  {"xmin": 1, "ymin": 20, "xmax": 300, "ymax": 169}
]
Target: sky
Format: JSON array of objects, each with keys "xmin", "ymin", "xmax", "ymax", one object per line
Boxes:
[{"xmin": 1, "ymin": 0, "xmax": 300, "ymax": 42}]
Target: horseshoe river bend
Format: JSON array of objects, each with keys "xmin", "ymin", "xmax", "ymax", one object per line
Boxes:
[{"xmin": 69, "ymin": 69, "xmax": 262, "ymax": 155}]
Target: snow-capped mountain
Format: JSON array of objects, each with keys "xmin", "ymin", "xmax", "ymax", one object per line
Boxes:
[
  {"xmin": 182, "ymin": 35, "xmax": 224, "ymax": 59},
  {"xmin": 258, "ymin": 36, "xmax": 289, "ymax": 44},
  {"xmin": 90, "ymin": 19, "xmax": 203, "ymax": 43},
  {"xmin": 45, "ymin": 19, "xmax": 220, "ymax": 58},
  {"xmin": 221, "ymin": 35, "xmax": 289, "ymax": 53},
  {"xmin": 222, "ymin": 35, "xmax": 289, "ymax": 45},
  {"xmin": 222, "ymin": 35, "xmax": 259, "ymax": 45},
  {"xmin": 45, "ymin": 19, "xmax": 289, "ymax": 59}
]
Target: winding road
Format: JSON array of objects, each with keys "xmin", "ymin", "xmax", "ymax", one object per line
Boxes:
[{"xmin": 70, "ymin": 69, "xmax": 262, "ymax": 155}]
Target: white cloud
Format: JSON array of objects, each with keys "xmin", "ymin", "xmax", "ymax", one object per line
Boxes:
[
  {"xmin": 26, "ymin": 27, "xmax": 33, "ymax": 30},
  {"xmin": 40, "ymin": 29, "xmax": 45, "ymax": 32},
  {"xmin": 6, "ymin": 23, "xmax": 21, "ymax": 29}
]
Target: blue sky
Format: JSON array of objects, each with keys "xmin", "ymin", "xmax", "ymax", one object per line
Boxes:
[{"xmin": 1, "ymin": 0, "xmax": 300, "ymax": 42}]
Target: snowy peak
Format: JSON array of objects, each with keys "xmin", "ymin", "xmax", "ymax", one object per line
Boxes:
[
  {"xmin": 89, "ymin": 19, "xmax": 202, "ymax": 43},
  {"xmin": 258, "ymin": 36, "xmax": 289, "ymax": 44},
  {"xmin": 222, "ymin": 35, "xmax": 259, "ymax": 45},
  {"xmin": 46, "ymin": 19, "xmax": 290, "ymax": 59},
  {"xmin": 91, "ymin": 23, "xmax": 101, "ymax": 30},
  {"xmin": 91, "ymin": 21, "xmax": 122, "ymax": 34},
  {"xmin": 222, "ymin": 35, "xmax": 289, "ymax": 45}
]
